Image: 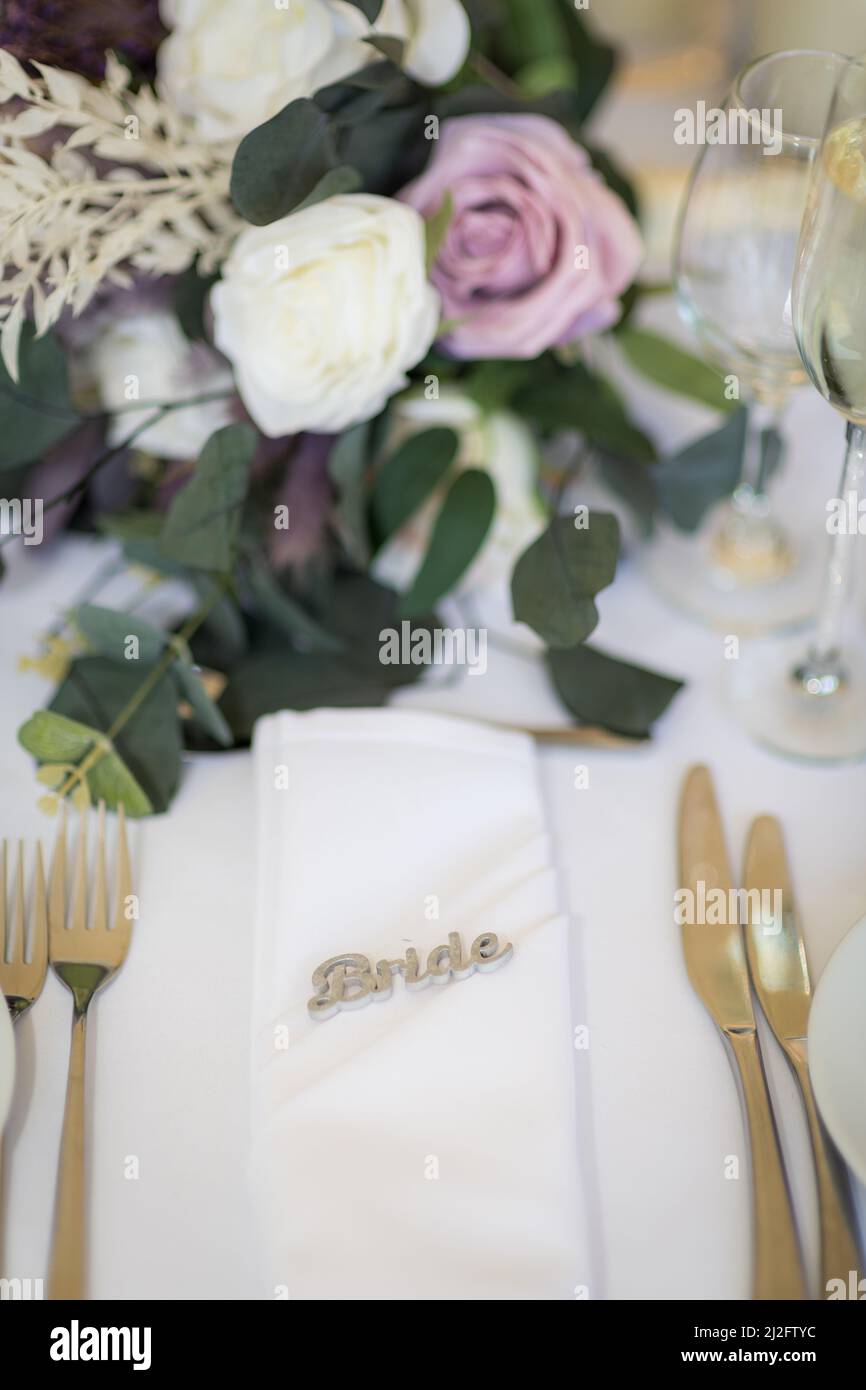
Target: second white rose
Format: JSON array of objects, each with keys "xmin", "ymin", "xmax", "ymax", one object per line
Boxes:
[{"xmin": 211, "ymin": 194, "xmax": 440, "ymax": 437}]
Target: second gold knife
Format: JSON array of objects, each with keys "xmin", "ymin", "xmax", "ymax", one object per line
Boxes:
[{"xmin": 744, "ymin": 814, "xmax": 862, "ymax": 1299}]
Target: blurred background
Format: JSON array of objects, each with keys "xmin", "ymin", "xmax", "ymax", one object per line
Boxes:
[{"xmin": 586, "ymin": 0, "xmax": 866, "ymax": 274}]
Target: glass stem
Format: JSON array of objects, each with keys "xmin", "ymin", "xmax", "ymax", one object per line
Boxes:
[
  {"xmin": 795, "ymin": 422, "xmax": 866, "ymax": 694},
  {"xmin": 733, "ymin": 401, "xmax": 784, "ymax": 515}
]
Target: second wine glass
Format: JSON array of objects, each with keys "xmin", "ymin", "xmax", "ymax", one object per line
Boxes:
[
  {"xmin": 645, "ymin": 50, "xmax": 850, "ymax": 633},
  {"xmin": 729, "ymin": 54, "xmax": 866, "ymax": 761}
]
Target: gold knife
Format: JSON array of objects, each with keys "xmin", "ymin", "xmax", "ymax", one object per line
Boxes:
[
  {"xmin": 744, "ymin": 814, "xmax": 863, "ymax": 1298},
  {"xmin": 678, "ymin": 765, "xmax": 806, "ymax": 1300}
]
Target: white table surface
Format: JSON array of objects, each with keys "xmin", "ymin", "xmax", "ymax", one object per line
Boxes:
[{"xmin": 2, "ymin": 340, "xmax": 865, "ymax": 1300}]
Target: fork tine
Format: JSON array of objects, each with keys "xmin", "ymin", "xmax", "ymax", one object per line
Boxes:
[
  {"xmin": 92, "ymin": 800, "xmax": 107, "ymax": 934},
  {"xmin": 113, "ymin": 802, "xmax": 132, "ymax": 946},
  {"xmin": 71, "ymin": 807, "xmax": 87, "ymax": 935},
  {"xmin": 49, "ymin": 802, "xmax": 68, "ymax": 939},
  {"xmin": 11, "ymin": 840, "xmax": 25, "ymax": 964},
  {"xmin": 31, "ymin": 842, "xmax": 48, "ymax": 977}
]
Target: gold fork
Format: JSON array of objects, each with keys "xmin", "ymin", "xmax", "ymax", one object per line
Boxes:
[
  {"xmin": 0, "ymin": 840, "xmax": 48, "ymax": 1262},
  {"xmin": 47, "ymin": 801, "xmax": 133, "ymax": 1300}
]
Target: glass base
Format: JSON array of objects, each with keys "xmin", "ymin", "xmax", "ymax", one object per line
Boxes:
[
  {"xmin": 641, "ymin": 508, "xmax": 823, "ymax": 635},
  {"xmin": 726, "ymin": 634, "xmax": 866, "ymax": 763}
]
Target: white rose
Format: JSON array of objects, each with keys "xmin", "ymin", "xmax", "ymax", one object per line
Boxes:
[
  {"xmin": 374, "ymin": 0, "xmax": 471, "ymax": 86},
  {"xmin": 89, "ymin": 311, "xmax": 235, "ymax": 461},
  {"xmin": 373, "ymin": 389, "xmax": 547, "ymax": 595},
  {"xmin": 211, "ymin": 194, "xmax": 440, "ymax": 437},
  {"xmin": 157, "ymin": 0, "xmax": 370, "ymax": 142}
]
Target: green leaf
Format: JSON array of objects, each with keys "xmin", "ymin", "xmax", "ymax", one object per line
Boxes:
[
  {"xmin": 74, "ymin": 604, "xmax": 168, "ymax": 666},
  {"xmin": 340, "ymin": 102, "xmax": 429, "ymax": 193},
  {"xmin": 174, "ymin": 266, "xmax": 218, "ymax": 342},
  {"xmin": 514, "ymin": 362, "xmax": 656, "ymax": 463},
  {"xmin": 371, "ymin": 427, "xmax": 458, "ymax": 544},
  {"xmin": 173, "ymin": 658, "xmax": 233, "ymax": 747},
  {"xmin": 425, "ymin": 192, "xmax": 454, "ymax": 270},
  {"xmin": 617, "ymin": 328, "xmax": 737, "ymax": 414},
  {"xmin": 344, "ymin": 0, "xmax": 383, "ymax": 21},
  {"xmin": 230, "ymin": 99, "xmax": 338, "ymax": 225},
  {"xmin": 328, "ymin": 421, "xmax": 374, "ymax": 566},
  {"xmin": 74, "ymin": 599, "xmax": 234, "ymax": 747},
  {"xmin": 87, "ymin": 751, "xmax": 153, "ymax": 818},
  {"xmin": 463, "ymin": 360, "xmax": 532, "ymax": 413},
  {"xmin": 511, "ymin": 512, "xmax": 619, "ymax": 648},
  {"xmin": 18, "ymin": 710, "xmax": 99, "ymax": 763},
  {"xmin": 654, "ymin": 409, "xmax": 748, "ymax": 532},
  {"xmin": 399, "ymin": 469, "xmax": 496, "ymax": 617},
  {"xmin": 49, "ymin": 658, "xmax": 183, "ymax": 815},
  {"xmin": 18, "ymin": 706, "xmax": 153, "ymax": 817},
  {"xmin": 98, "ymin": 511, "xmax": 186, "ymax": 576},
  {"xmin": 220, "ymin": 573, "xmax": 436, "ymax": 742},
  {"xmin": 162, "ymin": 423, "xmax": 255, "ymax": 572},
  {"xmin": 247, "ymin": 561, "xmax": 344, "ymax": 653},
  {"xmin": 0, "ymin": 324, "xmax": 80, "ymax": 470},
  {"xmin": 549, "ymin": 644, "xmax": 684, "ymax": 738},
  {"xmin": 555, "ymin": 0, "xmax": 617, "ymax": 123},
  {"xmin": 596, "ymin": 452, "xmax": 657, "ymax": 536},
  {"xmin": 294, "ymin": 164, "xmax": 362, "ymax": 212},
  {"xmin": 188, "ymin": 582, "xmax": 248, "ymax": 669},
  {"xmin": 314, "ymin": 60, "xmax": 404, "ymax": 127}
]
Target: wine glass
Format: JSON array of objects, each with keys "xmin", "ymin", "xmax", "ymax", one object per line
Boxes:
[
  {"xmin": 644, "ymin": 50, "xmax": 850, "ymax": 633},
  {"xmin": 728, "ymin": 54, "xmax": 866, "ymax": 761}
]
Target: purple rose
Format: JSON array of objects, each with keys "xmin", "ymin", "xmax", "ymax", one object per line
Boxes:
[{"xmin": 400, "ymin": 114, "xmax": 643, "ymax": 360}]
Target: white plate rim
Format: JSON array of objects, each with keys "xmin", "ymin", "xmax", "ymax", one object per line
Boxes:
[{"xmin": 808, "ymin": 913, "xmax": 866, "ymax": 1186}]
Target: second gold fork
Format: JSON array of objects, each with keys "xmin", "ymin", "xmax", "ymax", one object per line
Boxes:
[{"xmin": 47, "ymin": 802, "xmax": 133, "ymax": 1301}]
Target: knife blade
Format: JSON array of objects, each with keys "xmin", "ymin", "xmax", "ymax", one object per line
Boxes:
[
  {"xmin": 744, "ymin": 814, "xmax": 862, "ymax": 1297},
  {"xmin": 678, "ymin": 765, "xmax": 806, "ymax": 1300}
]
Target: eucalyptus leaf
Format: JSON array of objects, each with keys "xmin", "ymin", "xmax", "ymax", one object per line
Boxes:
[
  {"xmin": 371, "ymin": 427, "xmax": 458, "ymax": 545},
  {"xmin": 18, "ymin": 706, "xmax": 153, "ymax": 817},
  {"xmin": 162, "ymin": 423, "xmax": 255, "ymax": 572},
  {"xmin": 514, "ymin": 362, "xmax": 656, "ymax": 463},
  {"xmin": 340, "ymin": 103, "xmax": 428, "ymax": 192},
  {"xmin": 247, "ymin": 562, "xmax": 344, "ymax": 653},
  {"xmin": 617, "ymin": 328, "xmax": 737, "ymax": 415},
  {"xmin": 173, "ymin": 659, "xmax": 233, "ymax": 747},
  {"xmin": 49, "ymin": 657, "xmax": 182, "ymax": 815},
  {"xmin": 294, "ymin": 164, "xmax": 361, "ymax": 212},
  {"xmin": 188, "ymin": 583, "xmax": 248, "ymax": 669},
  {"xmin": 174, "ymin": 267, "xmax": 218, "ymax": 342},
  {"xmin": 399, "ymin": 469, "xmax": 496, "ymax": 617},
  {"xmin": 18, "ymin": 709, "xmax": 99, "ymax": 763},
  {"xmin": 74, "ymin": 603, "xmax": 167, "ymax": 666},
  {"xmin": 98, "ymin": 511, "xmax": 188, "ymax": 577},
  {"xmin": 511, "ymin": 513, "xmax": 619, "ymax": 648},
  {"xmin": 0, "ymin": 324, "xmax": 80, "ymax": 470},
  {"xmin": 549, "ymin": 644, "xmax": 684, "ymax": 738},
  {"xmin": 329, "ymin": 422, "xmax": 374, "ymax": 566},
  {"xmin": 554, "ymin": 0, "xmax": 617, "ymax": 122},
  {"xmin": 86, "ymin": 752, "xmax": 153, "ymax": 818},
  {"xmin": 314, "ymin": 60, "xmax": 404, "ymax": 127},
  {"xmin": 654, "ymin": 409, "xmax": 748, "ymax": 532},
  {"xmin": 230, "ymin": 99, "xmax": 338, "ymax": 225},
  {"xmin": 220, "ymin": 573, "xmax": 435, "ymax": 741},
  {"xmin": 343, "ymin": 0, "xmax": 384, "ymax": 21}
]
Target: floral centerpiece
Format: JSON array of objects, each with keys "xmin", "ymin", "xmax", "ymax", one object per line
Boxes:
[{"xmin": 0, "ymin": 0, "xmax": 741, "ymax": 817}]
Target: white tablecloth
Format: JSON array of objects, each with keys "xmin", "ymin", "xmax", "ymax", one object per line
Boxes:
[{"xmin": 2, "ymin": 355, "xmax": 865, "ymax": 1300}]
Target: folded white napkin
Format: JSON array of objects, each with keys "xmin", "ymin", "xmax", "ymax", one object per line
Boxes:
[{"xmin": 250, "ymin": 708, "xmax": 592, "ymax": 1300}]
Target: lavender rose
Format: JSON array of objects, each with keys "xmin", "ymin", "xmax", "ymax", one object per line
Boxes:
[{"xmin": 400, "ymin": 113, "xmax": 643, "ymax": 360}]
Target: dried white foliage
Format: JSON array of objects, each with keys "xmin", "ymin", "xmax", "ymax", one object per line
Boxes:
[{"xmin": 0, "ymin": 49, "xmax": 243, "ymax": 379}]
